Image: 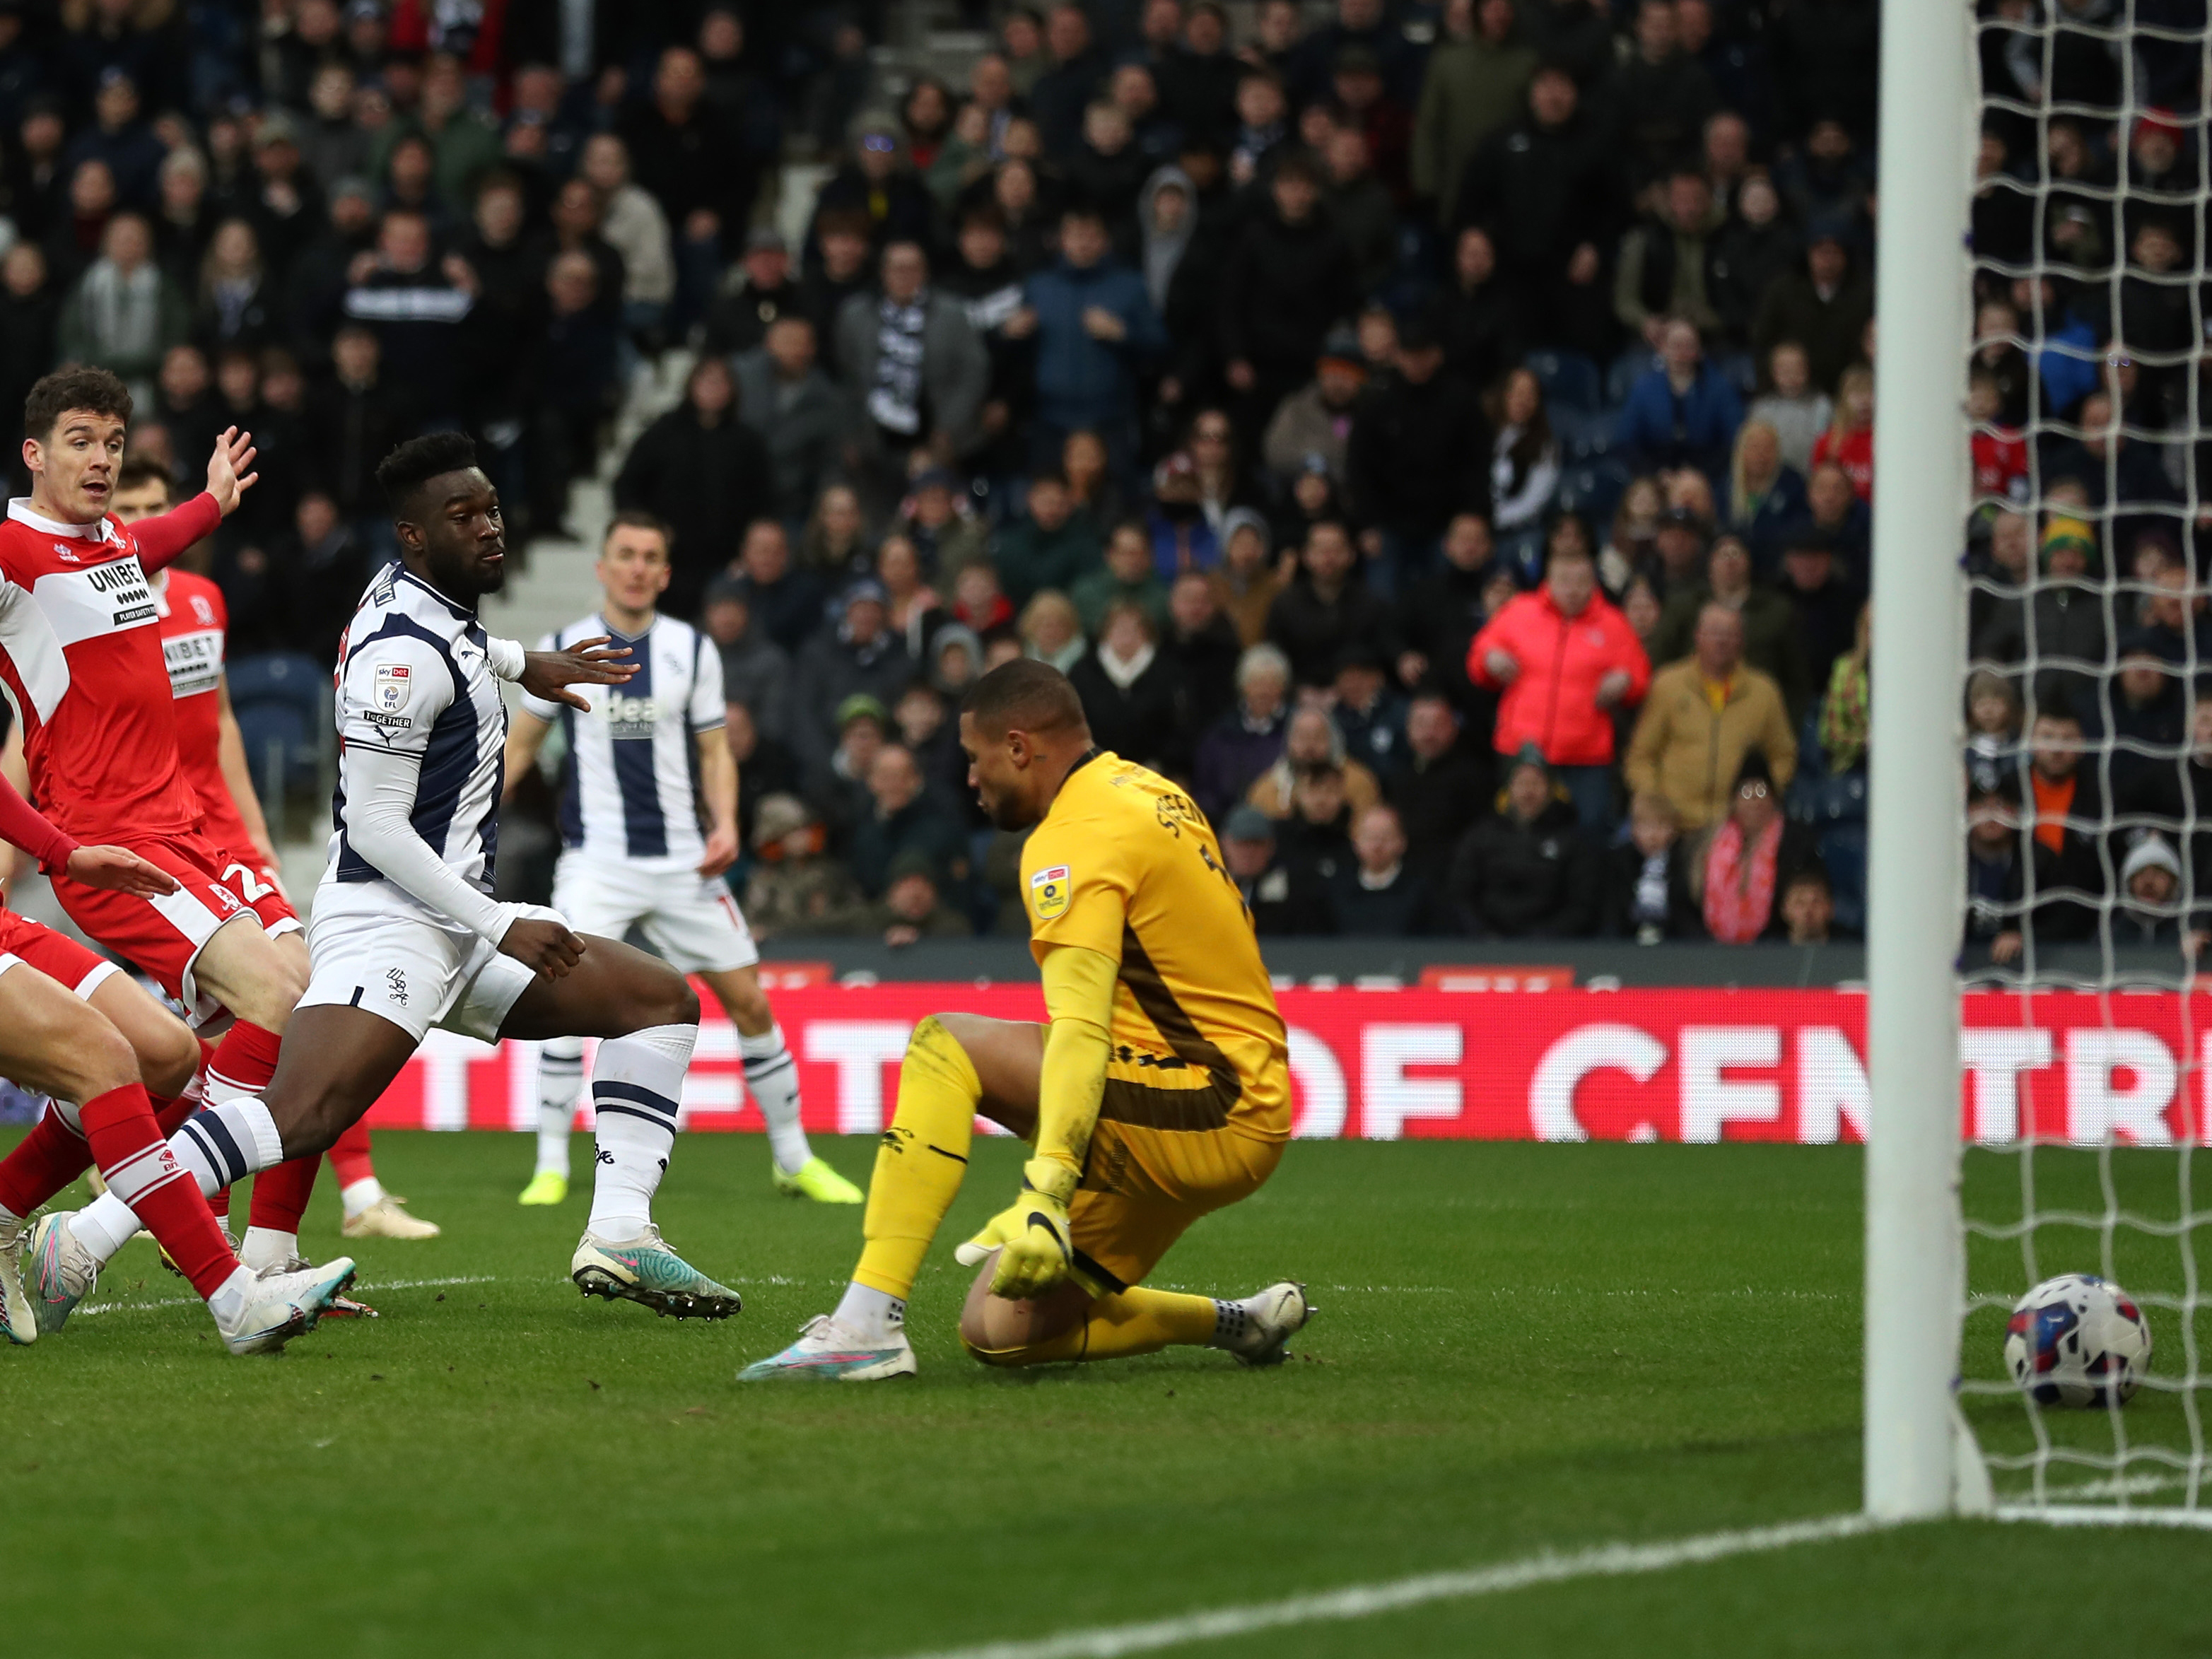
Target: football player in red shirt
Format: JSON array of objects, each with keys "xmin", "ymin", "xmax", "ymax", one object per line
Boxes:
[
  {"xmin": 115, "ymin": 459, "xmax": 439, "ymax": 1243},
  {"xmin": 0, "ymin": 757, "xmax": 355, "ymax": 1350}
]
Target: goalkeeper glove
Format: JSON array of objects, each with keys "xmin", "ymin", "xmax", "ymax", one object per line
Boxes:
[{"xmin": 954, "ymin": 1158, "xmax": 1079, "ymax": 1300}]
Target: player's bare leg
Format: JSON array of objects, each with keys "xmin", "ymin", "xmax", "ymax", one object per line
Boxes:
[
  {"xmin": 253, "ymin": 932, "xmax": 438, "ymax": 1243},
  {"xmin": 493, "ymin": 941, "xmax": 742, "ymax": 1317},
  {"xmin": 187, "ymin": 915, "xmax": 322, "ymax": 1269},
  {"xmin": 741, "ymin": 1012, "xmax": 1306, "ymax": 1380},
  {"xmin": 0, "ymin": 960, "xmax": 353, "ymax": 1353},
  {"xmin": 698, "ymin": 963, "xmax": 860, "ymax": 1204}
]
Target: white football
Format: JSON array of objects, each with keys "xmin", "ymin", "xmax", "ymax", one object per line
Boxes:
[{"xmin": 2003, "ymin": 1273, "xmax": 2152, "ymax": 1409}]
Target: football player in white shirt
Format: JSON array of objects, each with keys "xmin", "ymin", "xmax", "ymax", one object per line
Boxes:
[
  {"xmin": 47, "ymin": 433, "xmax": 748, "ymax": 1318},
  {"xmin": 502, "ymin": 513, "xmax": 861, "ymax": 1207}
]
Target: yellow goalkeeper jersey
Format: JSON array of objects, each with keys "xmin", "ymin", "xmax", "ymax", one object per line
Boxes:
[{"xmin": 1019, "ymin": 749, "xmax": 1292, "ymax": 1144}]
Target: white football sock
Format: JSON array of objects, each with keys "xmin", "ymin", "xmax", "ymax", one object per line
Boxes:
[
  {"xmin": 536, "ymin": 1039, "xmax": 585, "ymax": 1178},
  {"xmin": 71, "ymin": 1192, "xmax": 139, "ymax": 1262},
  {"xmin": 586, "ymin": 1024, "xmax": 694, "ymax": 1243},
  {"xmin": 833, "ymin": 1282, "xmax": 905, "ymax": 1344},
  {"xmin": 241, "ymin": 1226, "xmax": 295, "ymax": 1272},
  {"xmin": 205, "ymin": 1265, "xmax": 257, "ymax": 1326},
  {"xmin": 740, "ymin": 1023, "xmax": 811, "ymax": 1174},
  {"xmin": 173, "ymin": 1099, "xmax": 285, "ymax": 1197},
  {"xmin": 339, "ymin": 1177, "xmax": 385, "ymax": 1219}
]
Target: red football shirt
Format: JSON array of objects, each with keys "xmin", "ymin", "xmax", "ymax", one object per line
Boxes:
[
  {"xmin": 154, "ymin": 565, "xmax": 257, "ymax": 856},
  {"xmin": 0, "ymin": 493, "xmax": 222, "ymax": 840}
]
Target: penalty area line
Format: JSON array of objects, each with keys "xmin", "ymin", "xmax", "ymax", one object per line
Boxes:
[{"xmin": 886, "ymin": 1513, "xmax": 1884, "ymax": 1659}]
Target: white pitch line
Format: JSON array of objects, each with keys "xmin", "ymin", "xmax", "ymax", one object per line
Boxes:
[
  {"xmin": 886, "ymin": 1513, "xmax": 1885, "ymax": 1659},
  {"xmin": 1992, "ymin": 1504, "xmax": 2212, "ymax": 1530}
]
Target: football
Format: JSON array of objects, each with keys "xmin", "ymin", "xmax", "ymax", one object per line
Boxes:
[{"xmin": 2003, "ymin": 1274, "xmax": 2153, "ymax": 1409}]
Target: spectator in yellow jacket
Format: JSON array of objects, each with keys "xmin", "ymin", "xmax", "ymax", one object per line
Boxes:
[{"xmin": 1625, "ymin": 604, "xmax": 1797, "ymax": 831}]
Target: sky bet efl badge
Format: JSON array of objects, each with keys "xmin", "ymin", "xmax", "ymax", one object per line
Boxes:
[
  {"xmin": 1031, "ymin": 864, "xmax": 1070, "ymax": 920},
  {"xmin": 373, "ymin": 662, "xmax": 412, "ymax": 712}
]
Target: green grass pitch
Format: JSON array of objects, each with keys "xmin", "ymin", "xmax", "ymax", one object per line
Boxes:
[{"xmin": 6, "ymin": 1130, "xmax": 2211, "ymax": 1657}]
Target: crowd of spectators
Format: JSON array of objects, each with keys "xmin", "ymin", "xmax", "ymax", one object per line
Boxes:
[{"xmin": 25, "ymin": 0, "xmax": 2201, "ymax": 954}]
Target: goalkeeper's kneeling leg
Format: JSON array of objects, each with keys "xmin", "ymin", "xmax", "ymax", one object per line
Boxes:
[{"xmin": 958, "ymin": 1263, "xmax": 1218, "ymax": 1366}]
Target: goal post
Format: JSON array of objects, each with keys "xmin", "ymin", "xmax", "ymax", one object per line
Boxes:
[{"xmin": 1864, "ymin": 0, "xmax": 1977, "ymax": 1521}]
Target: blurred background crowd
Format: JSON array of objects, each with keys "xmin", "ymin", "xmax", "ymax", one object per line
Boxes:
[{"xmin": 6, "ymin": 0, "xmax": 2201, "ymax": 952}]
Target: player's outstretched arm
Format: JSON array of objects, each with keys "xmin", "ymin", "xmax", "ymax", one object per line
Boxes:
[
  {"xmin": 135, "ymin": 428, "xmax": 258, "ymax": 575},
  {"xmin": 957, "ymin": 942, "xmax": 1116, "ymax": 1300},
  {"xmin": 514, "ymin": 636, "xmax": 639, "ymax": 712}
]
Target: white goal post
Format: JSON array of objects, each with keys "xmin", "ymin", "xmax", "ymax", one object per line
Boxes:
[
  {"xmin": 1865, "ymin": 0, "xmax": 1977, "ymax": 1522},
  {"xmin": 1867, "ymin": 0, "xmax": 2212, "ymax": 1528}
]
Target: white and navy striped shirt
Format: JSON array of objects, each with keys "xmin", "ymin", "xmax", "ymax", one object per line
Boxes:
[
  {"xmin": 325, "ymin": 562, "xmax": 508, "ymax": 909},
  {"xmin": 522, "ymin": 612, "xmax": 723, "ymax": 864}
]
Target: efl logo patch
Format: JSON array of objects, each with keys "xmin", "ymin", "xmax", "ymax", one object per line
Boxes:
[
  {"xmin": 373, "ymin": 662, "xmax": 412, "ymax": 712},
  {"xmin": 1030, "ymin": 864, "xmax": 1070, "ymax": 920}
]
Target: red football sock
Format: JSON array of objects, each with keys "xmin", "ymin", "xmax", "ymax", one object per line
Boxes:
[
  {"xmin": 78, "ymin": 1085, "xmax": 235, "ymax": 1301},
  {"xmin": 326, "ymin": 1118, "xmax": 375, "ymax": 1189},
  {"xmin": 247, "ymin": 1156, "xmax": 319, "ymax": 1236},
  {"xmin": 0, "ymin": 1106, "xmax": 91, "ymax": 1217},
  {"xmin": 206, "ymin": 1021, "xmax": 283, "ymax": 1101}
]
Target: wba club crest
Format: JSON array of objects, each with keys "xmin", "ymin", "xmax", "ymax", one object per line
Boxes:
[{"xmin": 373, "ymin": 662, "xmax": 413, "ymax": 711}]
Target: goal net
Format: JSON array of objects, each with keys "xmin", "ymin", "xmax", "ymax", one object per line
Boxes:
[{"xmin": 1895, "ymin": 0, "xmax": 2212, "ymax": 1523}]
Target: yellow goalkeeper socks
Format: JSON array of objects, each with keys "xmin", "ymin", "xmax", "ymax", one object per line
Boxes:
[
  {"xmin": 975, "ymin": 1286, "xmax": 1221, "ymax": 1366},
  {"xmin": 853, "ymin": 1016, "xmax": 979, "ymax": 1301}
]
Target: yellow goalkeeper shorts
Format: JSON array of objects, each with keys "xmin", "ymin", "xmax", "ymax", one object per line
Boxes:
[{"xmin": 1066, "ymin": 1115, "xmax": 1284, "ymax": 1295}]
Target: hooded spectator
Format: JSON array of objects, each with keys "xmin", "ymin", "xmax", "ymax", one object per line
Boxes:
[
  {"xmin": 1446, "ymin": 746, "xmax": 1598, "ymax": 937},
  {"xmin": 1469, "ymin": 541, "xmax": 1651, "ymax": 831}
]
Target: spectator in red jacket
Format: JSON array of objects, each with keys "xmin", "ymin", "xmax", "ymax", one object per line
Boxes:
[{"xmin": 1467, "ymin": 541, "xmax": 1651, "ymax": 832}]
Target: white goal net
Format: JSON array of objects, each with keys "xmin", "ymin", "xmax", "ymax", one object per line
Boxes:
[{"xmin": 1945, "ymin": 0, "xmax": 2212, "ymax": 1520}]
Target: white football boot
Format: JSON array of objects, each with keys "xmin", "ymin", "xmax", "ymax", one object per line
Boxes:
[
  {"xmin": 571, "ymin": 1224, "xmax": 742, "ymax": 1319},
  {"xmin": 1219, "ymin": 1282, "xmax": 1314, "ymax": 1366},
  {"xmin": 0, "ymin": 1212, "xmax": 35, "ymax": 1345},
  {"xmin": 26, "ymin": 1211, "xmax": 99, "ymax": 1335},
  {"xmin": 215, "ymin": 1258, "xmax": 360, "ymax": 1355},
  {"xmin": 737, "ymin": 1314, "xmax": 918, "ymax": 1381}
]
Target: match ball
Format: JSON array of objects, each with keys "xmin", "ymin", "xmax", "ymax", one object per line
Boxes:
[{"xmin": 2004, "ymin": 1274, "xmax": 2151, "ymax": 1409}]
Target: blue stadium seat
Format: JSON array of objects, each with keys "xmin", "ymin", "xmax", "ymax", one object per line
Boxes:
[
  {"xmin": 227, "ymin": 652, "xmax": 328, "ymax": 792},
  {"xmin": 1607, "ymin": 346, "xmax": 1660, "ymax": 406},
  {"xmin": 1550, "ymin": 406, "xmax": 1615, "ymax": 462},
  {"xmin": 1524, "ymin": 349, "xmax": 1602, "ymax": 412},
  {"xmin": 1557, "ymin": 459, "xmax": 1631, "ymax": 527}
]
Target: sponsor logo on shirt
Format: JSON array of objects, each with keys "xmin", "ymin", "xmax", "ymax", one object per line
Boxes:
[
  {"xmin": 604, "ymin": 691, "xmax": 662, "ymax": 737},
  {"xmin": 1031, "ymin": 864, "xmax": 1071, "ymax": 920},
  {"xmin": 373, "ymin": 662, "xmax": 412, "ymax": 711},
  {"xmin": 30, "ymin": 556, "xmax": 156, "ymax": 644},
  {"xmin": 161, "ymin": 628, "xmax": 223, "ymax": 698},
  {"xmin": 51, "ymin": 543, "xmax": 81, "ymax": 563}
]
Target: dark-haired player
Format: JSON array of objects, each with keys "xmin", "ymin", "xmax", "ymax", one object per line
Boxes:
[
  {"xmin": 9, "ymin": 374, "xmax": 621, "ymax": 1321},
  {"xmin": 502, "ymin": 510, "xmax": 861, "ymax": 1209},
  {"xmin": 117, "ymin": 458, "xmax": 439, "ymax": 1244},
  {"xmin": 69, "ymin": 433, "xmax": 745, "ymax": 1318},
  {"xmin": 741, "ymin": 658, "xmax": 1310, "ymax": 1380}
]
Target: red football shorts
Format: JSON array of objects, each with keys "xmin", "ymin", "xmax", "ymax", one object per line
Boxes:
[
  {"xmin": 48, "ymin": 829, "xmax": 300, "ymax": 1021},
  {"xmin": 0, "ymin": 909, "xmax": 123, "ymax": 1000}
]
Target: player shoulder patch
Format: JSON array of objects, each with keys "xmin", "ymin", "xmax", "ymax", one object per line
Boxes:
[
  {"xmin": 1029, "ymin": 864, "xmax": 1071, "ymax": 920},
  {"xmin": 372, "ymin": 662, "xmax": 413, "ymax": 712}
]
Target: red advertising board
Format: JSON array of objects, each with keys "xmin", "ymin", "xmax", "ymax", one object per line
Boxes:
[{"xmin": 360, "ymin": 984, "xmax": 2212, "ymax": 1146}]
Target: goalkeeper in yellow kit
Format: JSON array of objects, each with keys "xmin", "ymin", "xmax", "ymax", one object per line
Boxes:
[{"xmin": 739, "ymin": 660, "xmax": 1311, "ymax": 1380}]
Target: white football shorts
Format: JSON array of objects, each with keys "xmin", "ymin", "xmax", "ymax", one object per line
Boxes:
[
  {"xmin": 551, "ymin": 851, "xmax": 758, "ymax": 975},
  {"xmin": 298, "ymin": 898, "xmax": 566, "ymax": 1044}
]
